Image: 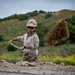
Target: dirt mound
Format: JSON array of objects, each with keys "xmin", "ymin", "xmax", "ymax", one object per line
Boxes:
[
  {"xmin": 0, "ymin": 60, "xmax": 75, "ymax": 75},
  {"xmin": 45, "ymin": 20, "xmax": 69, "ymax": 46}
]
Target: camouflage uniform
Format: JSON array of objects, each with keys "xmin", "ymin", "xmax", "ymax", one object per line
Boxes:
[{"xmin": 17, "ymin": 32, "xmax": 39, "ymax": 62}]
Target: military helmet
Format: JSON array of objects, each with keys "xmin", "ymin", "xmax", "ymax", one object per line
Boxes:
[{"xmin": 27, "ymin": 19, "xmax": 37, "ymax": 27}]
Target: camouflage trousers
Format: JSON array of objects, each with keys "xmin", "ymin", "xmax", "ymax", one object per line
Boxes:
[{"xmin": 23, "ymin": 52, "xmax": 38, "ymax": 62}]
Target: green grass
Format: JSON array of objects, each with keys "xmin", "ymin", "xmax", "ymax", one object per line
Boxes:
[
  {"xmin": 38, "ymin": 45, "xmax": 75, "ymax": 65},
  {"xmin": 0, "ymin": 51, "xmax": 75, "ymax": 65},
  {"xmin": 0, "ymin": 51, "xmax": 22, "ymax": 63},
  {"xmin": 38, "ymin": 55, "xmax": 75, "ymax": 65}
]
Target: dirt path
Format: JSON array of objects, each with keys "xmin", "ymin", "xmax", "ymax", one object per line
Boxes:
[
  {"xmin": 0, "ymin": 72, "xmax": 30, "ymax": 75},
  {"xmin": 0, "ymin": 71, "xmax": 75, "ymax": 75},
  {"xmin": 0, "ymin": 60, "xmax": 75, "ymax": 75}
]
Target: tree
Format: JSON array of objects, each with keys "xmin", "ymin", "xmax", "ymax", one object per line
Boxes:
[
  {"xmin": 68, "ymin": 25, "xmax": 75, "ymax": 42},
  {"xmin": 26, "ymin": 10, "xmax": 39, "ymax": 17},
  {"xmin": 44, "ymin": 12, "xmax": 53, "ymax": 19},
  {"xmin": 18, "ymin": 14, "xmax": 29, "ymax": 21},
  {"xmin": 36, "ymin": 23, "xmax": 49, "ymax": 46},
  {"xmin": 3, "ymin": 14, "xmax": 18, "ymax": 20},
  {"xmin": 0, "ymin": 18, "xmax": 3, "ymax": 22},
  {"xmin": 66, "ymin": 16, "xmax": 75, "ymax": 43},
  {"xmin": 39, "ymin": 10, "xmax": 46, "ymax": 13},
  {"xmin": 66, "ymin": 16, "xmax": 75, "ymax": 25}
]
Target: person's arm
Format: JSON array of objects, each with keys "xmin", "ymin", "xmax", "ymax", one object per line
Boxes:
[
  {"xmin": 8, "ymin": 38, "xmax": 18, "ymax": 45},
  {"xmin": 30, "ymin": 34, "xmax": 39, "ymax": 50},
  {"xmin": 34, "ymin": 35, "xmax": 39, "ymax": 49},
  {"xmin": 8, "ymin": 36, "xmax": 24, "ymax": 50},
  {"xmin": 8, "ymin": 35, "xmax": 24, "ymax": 45}
]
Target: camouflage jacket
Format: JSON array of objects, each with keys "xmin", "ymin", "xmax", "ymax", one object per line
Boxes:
[{"xmin": 17, "ymin": 32, "xmax": 39, "ymax": 55}]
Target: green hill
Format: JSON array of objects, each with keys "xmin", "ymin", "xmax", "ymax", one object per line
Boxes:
[
  {"xmin": 0, "ymin": 9, "xmax": 75, "ymax": 53},
  {"xmin": 0, "ymin": 9, "xmax": 75, "ymax": 65}
]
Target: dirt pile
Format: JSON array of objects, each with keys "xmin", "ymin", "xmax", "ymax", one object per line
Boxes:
[
  {"xmin": 0, "ymin": 60, "xmax": 75, "ymax": 75},
  {"xmin": 45, "ymin": 20, "xmax": 69, "ymax": 46}
]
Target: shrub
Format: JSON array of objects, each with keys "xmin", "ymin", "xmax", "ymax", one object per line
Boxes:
[
  {"xmin": 39, "ymin": 10, "xmax": 46, "ymax": 13},
  {"xmin": 36, "ymin": 23, "xmax": 49, "ymax": 46},
  {"xmin": 27, "ymin": 10, "xmax": 39, "ymax": 17},
  {"xmin": 66, "ymin": 16, "xmax": 75, "ymax": 25},
  {"xmin": 18, "ymin": 14, "xmax": 29, "ymax": 21},
  {"xmin": 7, "ymin": 45, "xmax": 17, "ymax": 52},
  {"xmin": 0, "ymin": 18, "xmax": 3, "ymax": 22},
  {"xmin": 0, "ymin": 35, "xmax": 4, "ymax": 41},
  {"xmin": 44, "ymin": 12, "xmax": 53, "ymax": 18},
  {"xmin": 66, "ymin": 16, "xmax": 75, "ymax": 43}
]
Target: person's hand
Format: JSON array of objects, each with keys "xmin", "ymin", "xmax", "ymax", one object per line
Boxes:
[
  {"xmin": 30, "ymin": 44, "xmax": 34, "ymax": 49},
  {"xmin": 19, "ymin": 46, "xmax": 24, "ymax": 50},
  {"xmin": 8, "ymin": 40, "xmax": 12, "ymax": 45}
]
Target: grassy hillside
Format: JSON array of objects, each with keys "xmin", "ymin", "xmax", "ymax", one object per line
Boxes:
[
  {"xmin": 0, "ymin": 9, "xmax": 75, "ymax": 65},
  {"xmin": 0, "ymin": 9, "xmax": 75, "ymax": 52}
]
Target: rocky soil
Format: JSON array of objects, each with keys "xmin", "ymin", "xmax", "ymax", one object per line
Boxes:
[{"xmin": 0, "ymin": 60, "xmax": 75, "ymax": 75}]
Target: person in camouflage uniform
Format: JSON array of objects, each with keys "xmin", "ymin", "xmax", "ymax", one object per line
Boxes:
[{"xmin": 8, "ymin": 19, "xmax": 39, "ymax": 62}]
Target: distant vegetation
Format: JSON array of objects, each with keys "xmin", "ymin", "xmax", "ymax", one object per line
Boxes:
[
  {"xmin": 0, "ymin": 10, "xmax": 46, "ymax": 21},
  {"xmin": 66, "ymin": 16, "xmax": 75, "ymax": 43},
  {"xmin": 44, "ymin": 12, "xmax": 53, "ymax": 18}
]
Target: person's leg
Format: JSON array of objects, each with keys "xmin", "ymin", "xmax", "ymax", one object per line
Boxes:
[
  {"xmin": 28, "ymin": 54, "xmax": 38, "ymax": 62},
  {"xmin": 23, "ymin": 52, "xmax": 38, "ymax": 62},
  {"xmin": 23, "ymin": 52, "xmax": 30, "ymax": 61}
]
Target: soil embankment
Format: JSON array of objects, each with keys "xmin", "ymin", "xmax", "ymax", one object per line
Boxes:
[{"xmin": 0, "ymin": 60, "xmax": 75, "ymax": 75}]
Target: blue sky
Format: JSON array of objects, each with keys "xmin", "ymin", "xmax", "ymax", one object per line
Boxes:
[{"xmin": 0, "ymin": 0, "xmax": 75, "ymax": 18}]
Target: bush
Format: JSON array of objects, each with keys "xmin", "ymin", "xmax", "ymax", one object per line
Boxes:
[
  {"xmin": 39, "ymin": 10, "xmax": 46, "ymax": 13},
  {"xmin": 0, "ymin": 18, "xmax": 3, "ymax": 22},
  {"xmin": 44, "ymin": 12, "xmax": 53, "ymax": 19},
  {"xmin": 7, "ymin": 45, "xmax": 17, "ymax": 52},
  {"xmin": 26, "ymin": 10, "xmax": 39, "ymax": 17},
  {"xmin": 0, "ymin": 35, "xmax": 4, "ymax": 41},
  {"xmin": 66, "ymin": 16, "xmax": 75, "ymax": 43},
  {"xmin": 36, "ymin": 23, "xmax": 49, "ymax": 46},
  {"xmin": 66, "ymin": 16, "xmax": 75, "ymax": 25},
  {"xmin": 18, "ymin": 14, "xmax": 29, "ymax": 21},
  {"xmin": 3, "ymin": 14, "xmax": 18, "ymax": 21}
]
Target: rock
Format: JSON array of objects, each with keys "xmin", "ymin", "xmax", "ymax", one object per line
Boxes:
[
  {"xmin": 0, "ymin": 60, "xmax": 10, "ymax": 67},
  {"xmin": 60, "ymin": 62, "xmax": 65, "ymax": 66},
  {"xmin": 15, "ymin": 61, "xmax": 28, "ymax": 66},
  {"xmin": 45, "ymin": 62, "xmax": 56, "ymax": 66},
  {"xmin": 28, "ymin": 62, "xmax": 37, "ymax": 66}
]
